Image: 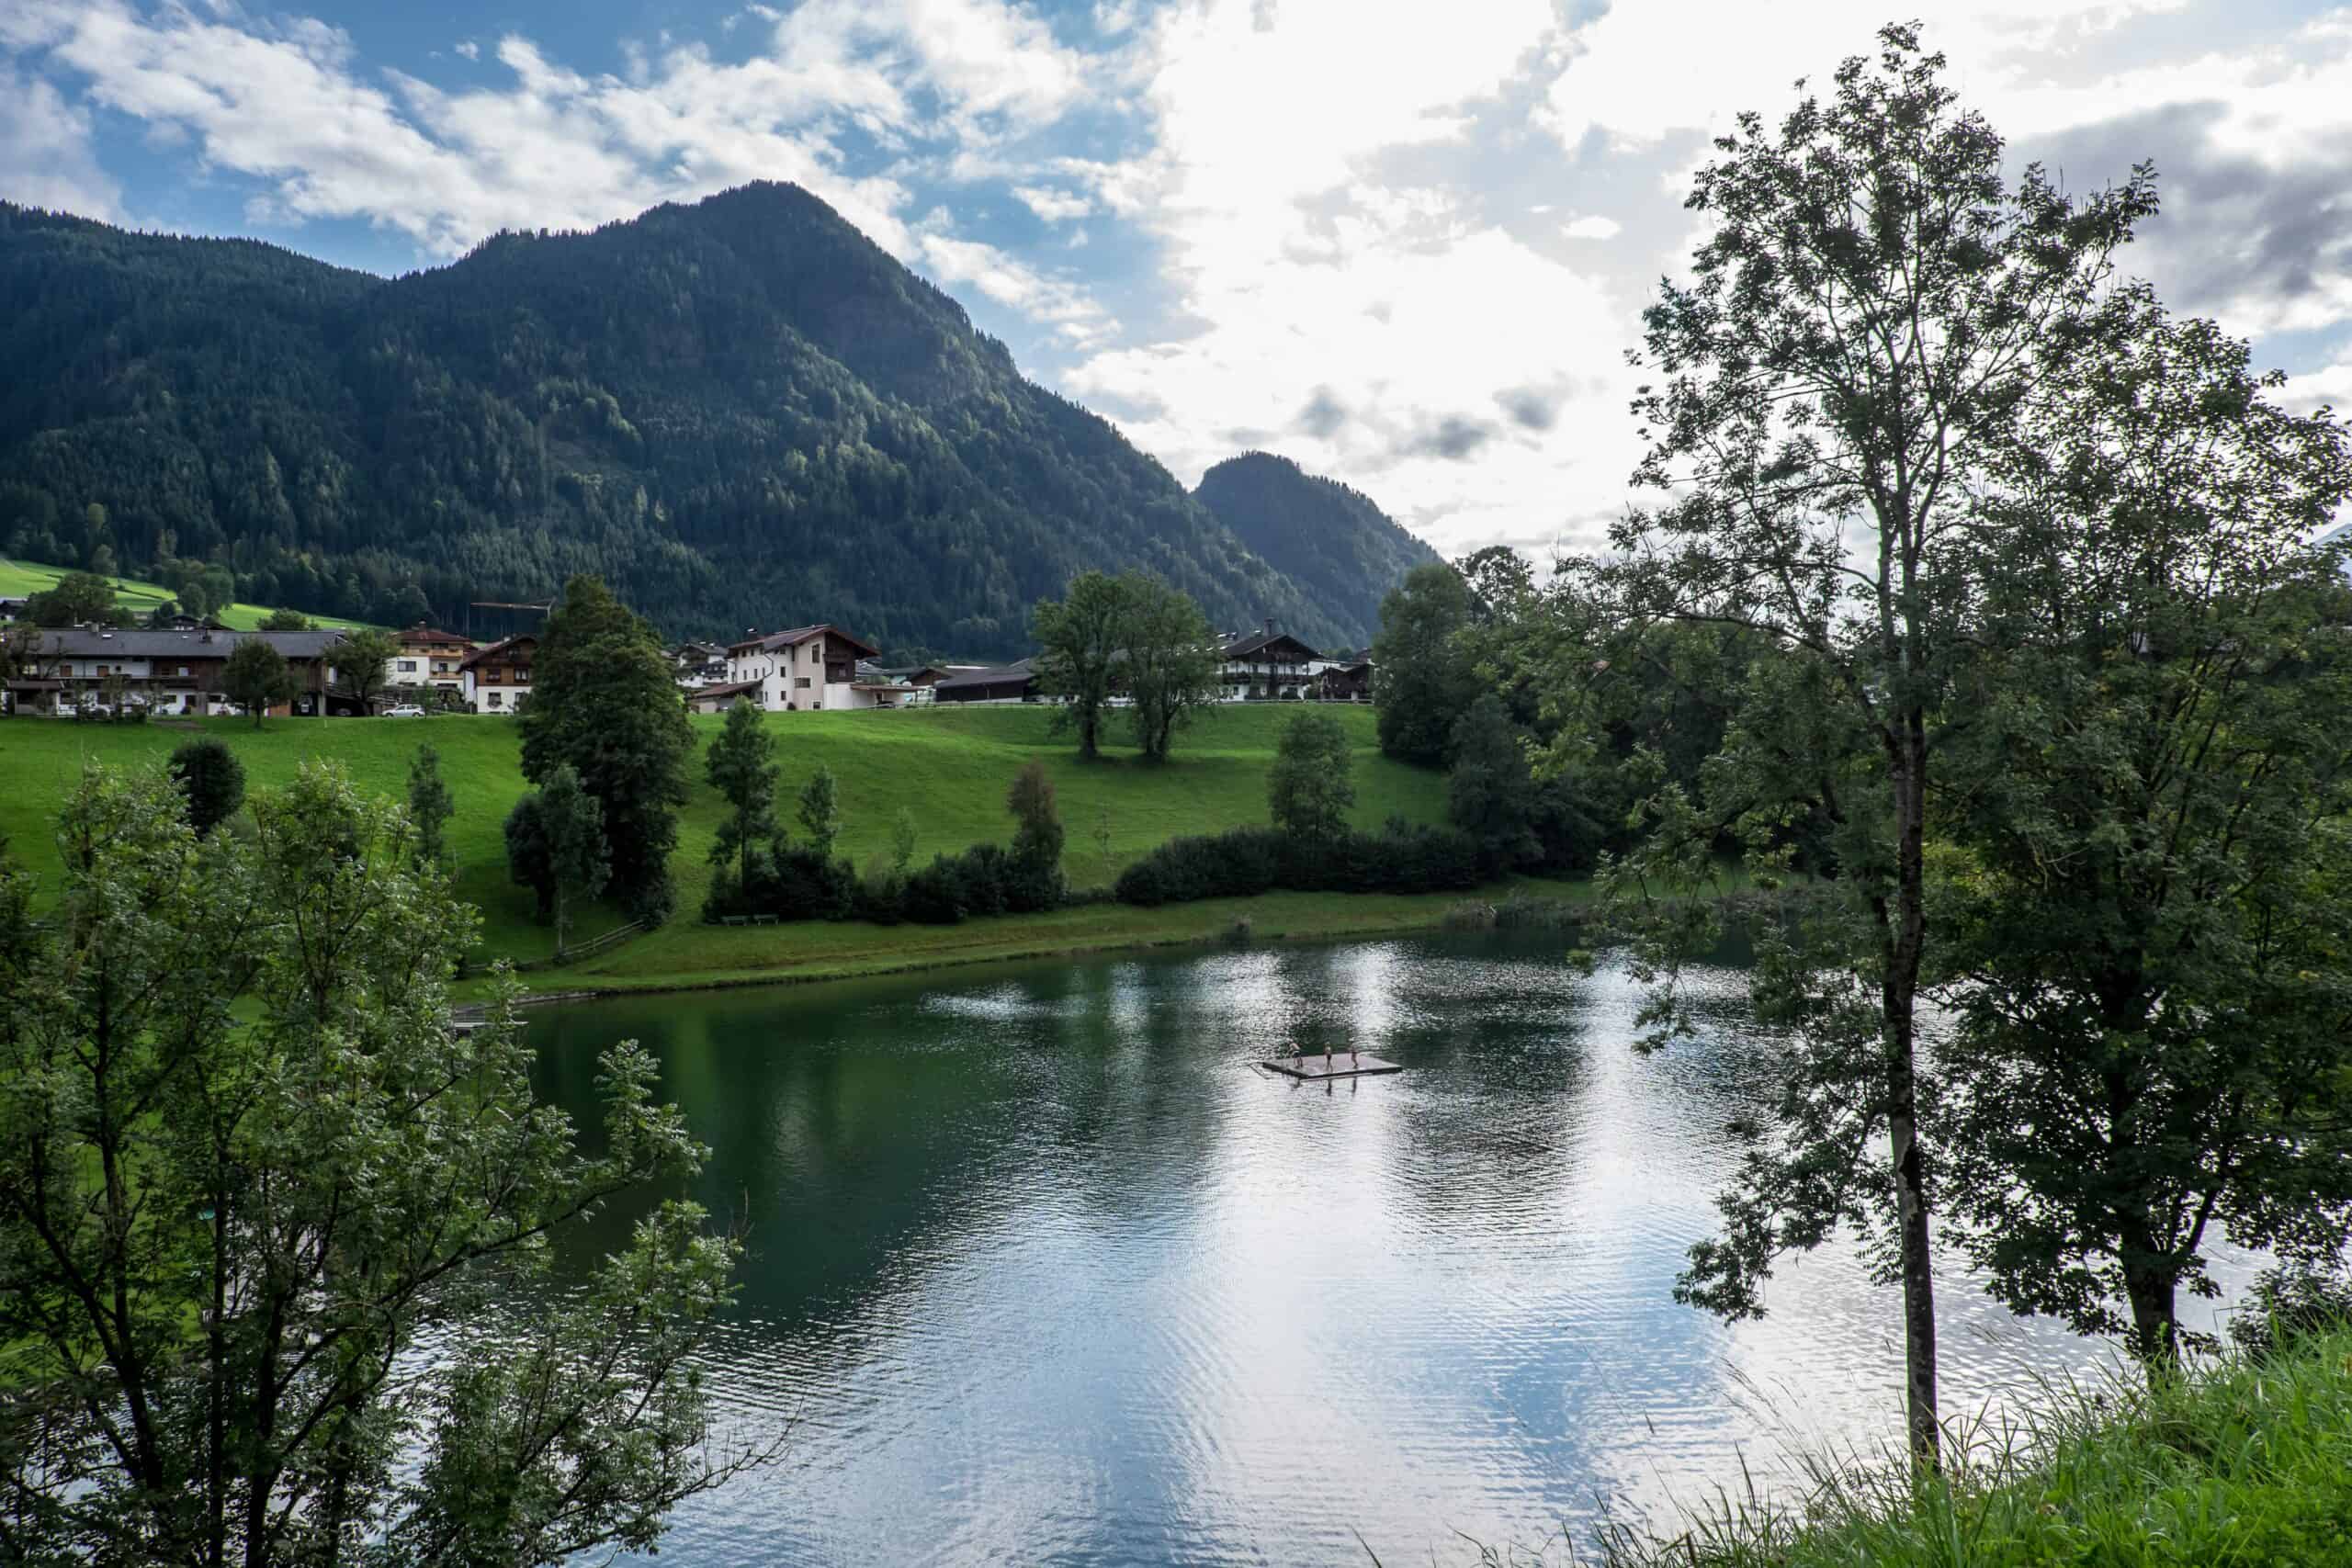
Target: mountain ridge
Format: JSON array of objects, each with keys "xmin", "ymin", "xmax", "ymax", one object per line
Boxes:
[
  {"xmin": 0, "ymin": 186, "xmax": 1422, "ymax": 655},
  {"xmin": 1193, "ymin": 451, "xmax": 1442, "ymax": 648}
]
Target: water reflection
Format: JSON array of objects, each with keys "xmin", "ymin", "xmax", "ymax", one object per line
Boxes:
[{"xmin": 523, "ymin": 932, "xmax": 2259, "ymax": 1566}]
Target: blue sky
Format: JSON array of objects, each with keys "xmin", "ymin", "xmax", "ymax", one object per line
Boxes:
[{"xmin": 6, "ymin": 0, "xmax": 2350, "ymax": 558}]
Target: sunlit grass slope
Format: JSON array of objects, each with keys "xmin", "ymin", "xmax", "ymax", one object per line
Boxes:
[
  {"xmin": 0, "ymin": 703, "xmax": 1472, "ymax": 976},
  {"xmin": 0, "ymin": 557, "xmax": 378, "ymax": 631}
]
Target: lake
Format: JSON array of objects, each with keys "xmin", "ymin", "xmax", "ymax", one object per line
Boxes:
[{"xmin": 523, "ymin": 931, "xmax": 2257, "ymax": 1566}]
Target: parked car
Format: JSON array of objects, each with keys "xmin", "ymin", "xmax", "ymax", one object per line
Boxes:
[{"xmin": 383, "ymin": 704, "xmax": 427, "ymax": 718}]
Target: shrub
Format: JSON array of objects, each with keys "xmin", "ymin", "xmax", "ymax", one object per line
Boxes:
[
  {"xmin": 1113, "ymin": 820, "xmax": 1482, "ymax": 906},
  {"xmin": 168, "ymin": 737, "xmax": 245, "ymax": 836}
]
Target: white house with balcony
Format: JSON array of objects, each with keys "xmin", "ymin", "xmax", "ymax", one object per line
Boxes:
[{"xmin": 722, "ymin": 624, "xmax": 893, "ymax": 711}]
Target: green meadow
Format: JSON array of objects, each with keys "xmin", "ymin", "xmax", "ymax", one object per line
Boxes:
[
  {"xmin": 0, "ymin": 702, "xmax": 1541, "ymax": 987},
  {"xmin": 0, "ymin": 557, "xmax": 379, "ymax": 632}
]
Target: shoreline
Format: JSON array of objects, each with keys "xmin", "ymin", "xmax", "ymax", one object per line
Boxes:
[{"xmin": 459, "ymin": 882, "xmax": 1599, "ymax": 1007}]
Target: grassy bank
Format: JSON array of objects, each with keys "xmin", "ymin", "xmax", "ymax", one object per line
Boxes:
[
  {"xmin": 1555, "ymin": 1326, "xmax": 2352, "ymax": 1568},
  {"xmin": 0, "ymin": 703, "xmax": 1506, "ymax": 978},
  {"xmin": 0, "ymin": 556, "xmax": 379, "ymax": 631}
]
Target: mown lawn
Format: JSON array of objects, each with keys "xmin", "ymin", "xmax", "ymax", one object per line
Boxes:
[
  {"xmin": 0, "ymin": 703, "xmax": 1490, "ymax": 978},
  {"xmin": 0, "ymin": 557, "xmax": 378, "ymax": 631}
]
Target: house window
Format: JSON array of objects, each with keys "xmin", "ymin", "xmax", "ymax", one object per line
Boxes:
[
  {"xmin": 794, "ymin": 677, "xmax": 811, "ymax": 689},
  {"xmin": 175, "ymin": 665, "xmax": 190, "ymax": 677},
  {"xmin": 486, "ymin": 692, "xmax": 503, "ymax": 708},
  {"xmin": 397, "ymin": 660, "xmax": 418, "ymax": 673}
]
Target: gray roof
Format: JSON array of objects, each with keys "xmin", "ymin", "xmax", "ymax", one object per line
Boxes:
[
  {"xmin": 933, "ymin": 664, "xmax": 1037, "ymax": 691},
  {"xmin": 36, "ymin": 627, "xmax": 348, "ymax": 660}
]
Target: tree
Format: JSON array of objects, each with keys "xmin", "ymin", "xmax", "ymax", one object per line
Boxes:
[
  {"xmin": 538, "ymin": 763, "xmax": 611, "ymax": 960},
  {"xmin": 220, "ymin": 637, "xmax": 296, "ymax": 728},
  {"xmin": 1005, "ymin": 761, "xmax": 1066, "ymax": 911},
  {"xmin": 889, "ymin": 807, "xmax": 920, "ymax": 875},
  {"xmin": 0, "ymin": 761, "xmax": 752, "ymax": 1565},
  {"xmin": 1371, "ymin": 563, "xmax": 1476, "ymax": 764},
  {"xmin": 25, "ymin": 570, "xmax": 118, "ymax": 627},
  {"xmin": 1446, "ymin": 695, "xmax": 1539, "ymax": 873},
  {"xmin": 168, "ymin": 736, "xmax": 245, "ymax": 836},
  {"xmin": 1605, "ymin": 26, "xmax": 2154, "ymax": 1462},
  {"xmin": 796, "ymin": 765, "xmax": 842, "ymax": 860},
  {"xmin": 504, "ymin": 792, "xmax": 555, "ymax": 919},
  {"xmin": 407, "ymin": 741, "xmax": 454, "ymax": 867},
  {"xmin": 1267, "ymin": 712, "xmax": 1354, "ymax": 839},
  {"xmin": 329, "ymin": 626, "xmax": 399, "ymax": 714},
  {"xmin": 519, "ymin": 577, "xmax": 694, "ymax": 925},
  {"xmin": 1928, "ymin": 301, "xmax": 2352, "ymax": 1363},
  {"xmin": 1032, "ymin": 571, "xmax": 1130, "ymax": 759},
  {"xmin": 1122, "ymin": 576, "xmax": 1221, "ymax": 762},
  {"xmin": 705, "ymin": 699, "xmax": 778, "ymax": 889},
  {"xmin": 258, "ymin": 606, "xmax": 311, "ymax": 631}
]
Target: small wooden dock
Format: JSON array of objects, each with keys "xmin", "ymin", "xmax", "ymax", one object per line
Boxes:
[{"xmin": 1262, "ymin": 1052, "xmax": 1402, "ymax": 1080}]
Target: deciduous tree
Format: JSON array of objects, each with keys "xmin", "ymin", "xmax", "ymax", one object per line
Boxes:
[
  {"xmin": 406, "ymin": 741, "xmax": 454, "ymax": 867},
  {"xmin": 1122, "ymin": 577, "xmax": 1221, "ymax": 762},
  {"xmin": 328, "ymin": 626, "xmax": 399, "ymax": 713},
  {"xmin": 705, "ymin": 698, "xmax": 777, "ymax": 888},
  {"xmin": 539, "ymin": 762, "xmax": 610, "ymax": 960},
  {"xmin": 796, "ymin": 764, "xmax": 842, "ymax": 859},
  {"xmin": 1032, "ymin": 571, "xmax": 1129, "ymax": 760},
  {"xmin": 1606, "ymin": 25, "xmax": 2154, "ymax": 1462},
  {"xmin": 1371, "ymin": 563, "xmax": 1476, "ymax": 765},
  {"xmin": 519, "ymin": 576, "xmax": 693, "ymax": 925},
  {"xmin": 220, "ymin": 637, "xmax": 295, "ymax": 728},
  {"xmin": 1267, "ymin": 712, "xmax": 1354, "ymax": 840},
  {"xmin": 0, "ymin": 761, "xmax": 752, "ymax": 1566}
]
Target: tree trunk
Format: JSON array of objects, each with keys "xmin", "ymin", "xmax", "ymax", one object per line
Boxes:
[
  {"xmin": 1888, "ymin": 722, "xmax": 1940, "ymax": 1467},
  {"xmin": 2120, "ymin": 1233, "xmax": 2179, "ymax": 1369}
]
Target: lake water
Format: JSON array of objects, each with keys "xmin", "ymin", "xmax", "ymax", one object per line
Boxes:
[{"xmin": 523, "ymin": 931, "xmax": 2257, "ymax": 1566}]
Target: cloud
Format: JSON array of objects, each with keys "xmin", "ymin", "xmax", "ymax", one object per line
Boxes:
[
  {"xmin": 1401, "ymin": 414, "xmax": 1496, "ymax": 460},
  {"xmin": 454, "ymin": 39, "xmax": 478, "ymax": 61},
  {"xmin": 0, "ymin": 64, "xmax": 123, "ymax": 220},
  {"xmin": 1, "ymin": 0, "xmax": 1109, "ymax": 340},
  {"xmin": 1560, "ymin": 213, "xmax": 1618, "ymax": 240},
  {"xmin": 1296, "ymin": 387, "xmax": 1347, "ymax": 438},
  {"xmin": 1493, "ymin": 386, "xmax": 1560, "ymax": 431},
  {"xmin": 1013, "ymin": 184, "xmax": 1091, "ymax": 221}
]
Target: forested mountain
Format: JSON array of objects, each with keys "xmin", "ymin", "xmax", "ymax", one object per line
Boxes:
[
  {"xmin": 0, "ymin": 187, "xmax": 1369, "ymax": 654},
  {"xmin": 1193, "ymin": 452, "xmax": 1440, "ymax": 648}
]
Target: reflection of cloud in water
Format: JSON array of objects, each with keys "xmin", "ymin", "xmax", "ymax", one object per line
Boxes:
[{"xmin": 524, "ymin": 932, "xmax": 2275, "ymax": 1567}]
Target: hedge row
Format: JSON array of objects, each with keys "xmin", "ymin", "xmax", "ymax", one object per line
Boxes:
[
  {"xmin": 705, "ymin": 840, "xmax": 1064, "ymax": 927},
  {"xmin": 1113, "ymin": 820, "xmax": 1485, "ymax": 907}
]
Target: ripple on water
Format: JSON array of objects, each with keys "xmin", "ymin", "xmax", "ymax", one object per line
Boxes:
[{"xmin": 522, "ymin": 931, "xmax": 2267, "ymax": 1567}]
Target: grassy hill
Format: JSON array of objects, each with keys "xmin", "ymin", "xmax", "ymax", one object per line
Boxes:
[
  {"xmin": 0, "ymin": 704, "xmax": 1487, "ymax": 985},
  {"xmin": 0, "ymin": 557, "xmax": 379, "ymax": 632}
]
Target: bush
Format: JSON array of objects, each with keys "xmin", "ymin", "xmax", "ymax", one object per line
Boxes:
[
  {"xmin": 1113, "ymin": 820, "xmax": 1483, "ymax": 907},
  {"xmin": 168, "ymin": 737, "xmax": 245, "ymax": 836}
]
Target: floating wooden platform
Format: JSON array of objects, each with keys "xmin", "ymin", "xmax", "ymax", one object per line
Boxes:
[{"xmin": 1262, "ymin": 1053, "xmax": 1402, "ymax": 1080}]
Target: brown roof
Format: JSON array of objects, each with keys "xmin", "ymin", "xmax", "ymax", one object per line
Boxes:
[
  {"xmin": 686, "ymin": 679, "xmax": 764, "ymax": 705},
  {"xmin": 458, "ymin": 634, "xmax": 537, "ymax": 671},
  {"xmin": 399, "ymin": 625, "xmax": 473, "ymax": 648},
  {"xmin": 724, "ymin": 623, "xmax": 882, "ymax": 660}
]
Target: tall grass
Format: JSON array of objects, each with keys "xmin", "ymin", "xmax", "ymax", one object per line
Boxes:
[{"xmin": 1450, "ymin": 1324, "xmax": 2352, "ymax": 1567}]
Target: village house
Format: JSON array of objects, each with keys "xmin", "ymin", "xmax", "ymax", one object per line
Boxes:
[
  {"xmin": 932, "ymin": 660, "xmax": 1037, "ymax": 704},
  {"xmin": 2, "ymin": 626, "xmax": 345, "ymax": 717},
  {"xmin": 1221, "ymin": 622, "xmax": 1321, "ymax": 701},
  {"xmin": 669, "ymin": 641, "xmax": 729, "ymax": 687},
  {"xmin": 460, "ymin": 634, "xmax": 537, "ymax": 714},
  {"xmin": 390, "ymin": 625, "xmax": 474, "ymax": 692},
  {"xmin": 722, "ymin": 624, "xmax": 902, "ymax": 711},
  {"xmin": 1318, "ymin": 658, "xmax": 1374, "ymax": 702}
]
